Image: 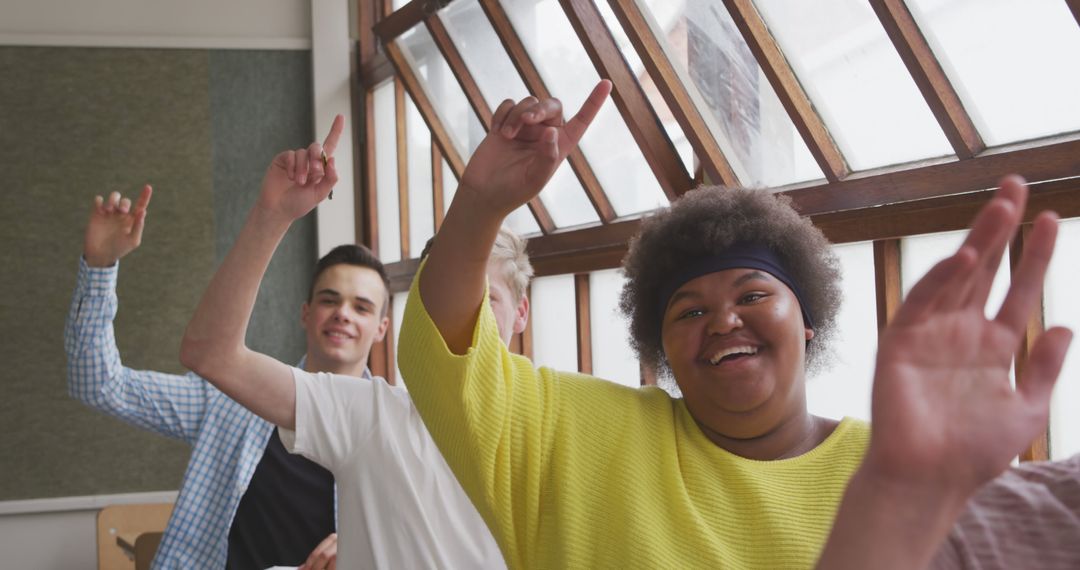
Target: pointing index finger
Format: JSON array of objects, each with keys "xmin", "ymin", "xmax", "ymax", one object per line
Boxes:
[
  {"xmin": 322, "ymin": 114, "xmax": 346, "ymax": 155},
  {"xmin": 134, "ymin": 184, "xmax": 153, "ymax": 212},
  {"xmin": 565, "ymin": 80, "xmax": 611, "ymax": 143}
]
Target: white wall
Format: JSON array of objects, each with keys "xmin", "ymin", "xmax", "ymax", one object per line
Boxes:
[
  {"xmin": 313, "ymin": 0, "xmax": 359, "ymax": 255},
  {"xmin": 0, "ymin": 0, "xmax": 311, "ymax": 49}
]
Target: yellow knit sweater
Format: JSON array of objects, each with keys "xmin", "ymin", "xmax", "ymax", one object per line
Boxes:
[{"xmin": 399, "ymin": 270, "xmax": 870, "ymax": 569}]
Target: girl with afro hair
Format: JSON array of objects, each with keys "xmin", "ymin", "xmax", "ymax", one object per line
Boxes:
[{"xmin": 398, "ymin": 82, "xmax": 1077, "ymax": 569}]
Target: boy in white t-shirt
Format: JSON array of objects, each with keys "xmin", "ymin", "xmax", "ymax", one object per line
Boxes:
[{"xmin": 180, "ymin": 118, "xmax": 529, "ymax": 569}]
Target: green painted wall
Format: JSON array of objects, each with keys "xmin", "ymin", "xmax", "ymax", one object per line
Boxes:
[{"xmin": 0, "ymin": 46, "xmax": 315, "ymax": 500}]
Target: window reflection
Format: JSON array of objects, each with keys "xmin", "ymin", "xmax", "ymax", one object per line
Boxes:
[{"xmin": 636, "ymin": 0, "xmax": 824, "ymax": 186}]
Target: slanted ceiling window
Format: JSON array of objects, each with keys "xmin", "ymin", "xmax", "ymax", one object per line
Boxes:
[{"xmin": 356, "ymin": 0, "xmax": 1080, "ymax": 460}]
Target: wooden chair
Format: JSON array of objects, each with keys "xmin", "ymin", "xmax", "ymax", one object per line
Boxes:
[{"xmin": 96, "ymin": 503, "xmax": 173, "ymax": 570}]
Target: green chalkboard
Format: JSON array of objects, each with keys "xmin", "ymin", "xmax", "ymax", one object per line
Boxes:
[{"xmin": 0, "ymin": 46, "xmax": 315, "ymax": 501}]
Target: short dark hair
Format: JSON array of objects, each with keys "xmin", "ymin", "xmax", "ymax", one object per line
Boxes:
[
  {"xmin": 619, "ymin": 186, "xmax": 842, "ymax": 377},
  {"xmin": 309, "ymin": 244, "xmax": 391, "ymax": 317}
]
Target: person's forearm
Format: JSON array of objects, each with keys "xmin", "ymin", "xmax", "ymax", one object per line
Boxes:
[
  {"xmin": 418, "ymin": 187, "xmax": 505, "ymax": 354},
  {"xmin": 180, "ymin": 204, "xmax": 289, "ymax": 383},
  {"xmin": 817, "ymin": 462, "xmax": 969, "ymax": 570}
]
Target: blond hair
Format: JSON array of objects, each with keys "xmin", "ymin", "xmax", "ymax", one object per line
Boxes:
[{"xmin": 490, "ymin": 228, "xmax": 533, "ymax": 302}]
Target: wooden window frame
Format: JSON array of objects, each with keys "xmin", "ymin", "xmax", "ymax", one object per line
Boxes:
[
  {"xmin": 422, "ymin": 12, "xmax": 558, "ymax": 232},
  {"xmin": 869, "ymin": 0, "xmax": 984, "ymax": 159},
  {"xmin": 360, "ymin": 0, "xmax": 1080, "ymax": 460},
  {"xmin": 722, "ymin": 0, "xmax": 850, "ymax": 181},
  {"xmin": 476, "ymin": 0, "xmax": 618, "ymax": 224},
  {"xmin": 558, "ymin": 0, "xmax": 692, "ymax": 200},
  {"xmin": 604, "ymin": 0, "xmax": 740, "ymax": 187}
]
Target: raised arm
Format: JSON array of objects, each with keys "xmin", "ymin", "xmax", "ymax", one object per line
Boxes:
[
  {"xmin": 420, "ymin": 81, "xmax": 610, "ymax": 353},
  {"xmin": 67, "ymin": 186, "xmax": 218, "ymax": 442},
  {"xmin": 817, "ymin": 176, "xmax": 1072, "ymax": 569},
  {"xmin": 179, "ymin": 116, "xmax": 344, "ymax": 429}
]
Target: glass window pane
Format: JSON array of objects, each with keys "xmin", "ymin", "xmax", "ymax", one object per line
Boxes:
[
  {"xmin": 392, "ymin": 291, "xmax": 409, "ymax": 387},
  {"xmin": 502, "ymin": 0, "xmax": 669, "ymax": 217},
  {"xmin": 405, "ymin": 96, "xmax": 435, "ymax": 257},
  {"xmin": 540, "ymin": 164, "xmax": 600, "ymax": 228},
  {"xmin": 440, "ymin": 0, "xmax": 532, "ymax": 105},
  {"xmin": 374, "ymin": 80, "xmax": 401, "ymax": 263},
  {"xmin": 439, "ymin": 155, "xmax": 540, "ymax": 237},
  {"xmin": 637, "ymin": 0, "xmax": 824, "ymax": 187},
  {"xmin": 438, "ymin": 1, "xmax": 597, "ymax": 227},
  {"xmin": 901, "ymin": 230, "xmax": 1010, "ymax": 318},
  {"xmin": 400, "ymin": 17, "xmax": 599, "ymax": 229},
  {"xmin": 754, "ymin": 0, "xmax": 953, "ymax": 170},
  {"xmin": 1044, "ymin": 218, "xmax": 1080, "ymax": 459},
  {"xmin": 530, "ymin": 274, "xmax": 578, "ymax": 371},
  {"xmin": 589, "ymin": 269, "xmax": 640, "ymax": 387},
  {"xmin": 397, "ymin": 25, "xmax": 487, "ymax": 157},
  {"xmin": 594, "ymin": 1, "xmax": 695, "ymax": 176},
  {"xmin": 807, "ymin": 242, "xmax": 876, "ymax": 422},
  {"xmin": 504, "ymin": 206, "xmax": 543, "ymax": 237},
  {"xmin": 908, "ymin": 0, "xmax": 1080, "ymax": 146}
]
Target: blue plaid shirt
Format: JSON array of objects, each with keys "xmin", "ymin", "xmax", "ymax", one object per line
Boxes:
[{"xmin": 65, "ymin": 258, "xmax": 346, "ymax": 569}]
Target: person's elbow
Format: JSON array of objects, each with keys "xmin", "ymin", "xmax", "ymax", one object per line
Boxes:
[{"xmin": 179, "ymin": 330, "xmax": 243, "ymax": 383}]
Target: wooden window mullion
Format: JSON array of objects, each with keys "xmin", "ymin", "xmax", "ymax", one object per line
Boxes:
[
  {"xmin": 478, "ymin": 0, "xmax": 618, "ymax": 224},
  {"xmin": 382, "ymin": 40, "xmax": 467, "ymax": 180},
  {"xmin": 722, "ymin": 0, "xmax": 849, "ymax": 182},
  {"xmin": 432, "ymin": 136, "xmax": 445, "ymax": 231},
  {"xmin": 359, "ymin": 87, "xmax": 380, "ymax": 252},
  {"xmin": 869, "ymin": 0, "xmax": 984, "ymax": 159},
  {"xmin": 873, "ymin": 239, "xmax": 903, "ymax": 336},
  {"xmin": 559, "ymin": 0, "xmax": 692, "ymax": 200},
  {"xmin": 575, "ymin": 273, "xmax": 593, "ymax": 374},
  {"xmin": 395, "ymin": 79, "xmax": 412, "ymax": 259},
  {"xmin": 422, "ymin": 13, "xmax": 557, "ymax": 234},
  {"xmin": 605, "ymin": 0, "xmax": 739, "ymax": 188}
]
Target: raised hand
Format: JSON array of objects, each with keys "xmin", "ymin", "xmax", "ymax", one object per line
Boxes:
[
  {"xmin": 256, "ymin": 114, "xmax": 345, "ymax": 222},
  {"xmin": 460, "ymin": 80, "xmax": 611, "ymax": 218},
  {"xmin": 867, "ymin": 175, "xmax": 1072, "ymax": 496},
  {"xmin": 83, "ymin": 185, "xmax": 152, "ymax": 267},
  {"xmin": 817, "ymin": 177, "xmax": 1073, "ymax": 570}
]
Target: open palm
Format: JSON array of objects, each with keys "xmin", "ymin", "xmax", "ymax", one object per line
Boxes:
[{"xmin": 867, "ymin": 176, "xmax": 1071, "ymax": 496}]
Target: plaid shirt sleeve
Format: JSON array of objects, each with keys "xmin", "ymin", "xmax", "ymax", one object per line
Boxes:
[{"xmin": 64, "ymin": 257, "xmax": 211, "ymax": 445}]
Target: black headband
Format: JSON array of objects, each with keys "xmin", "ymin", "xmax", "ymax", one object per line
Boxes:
[{"xmin": 656, "ymin": 242, "xmax": 815, "ymax": 329}]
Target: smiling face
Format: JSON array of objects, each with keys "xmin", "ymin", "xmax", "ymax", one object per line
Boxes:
[
  {"xmin": 301, "ymin": 264, "xmax": 389, "ymax": 376},
  {"xmin": 661, "ymin": 268, "xmax": 815, "ymax": 442}
]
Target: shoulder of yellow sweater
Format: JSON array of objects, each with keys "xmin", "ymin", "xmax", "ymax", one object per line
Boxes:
[{"xmin": 533, "ymin": 366, "xmax": 677, "ymax": 418}]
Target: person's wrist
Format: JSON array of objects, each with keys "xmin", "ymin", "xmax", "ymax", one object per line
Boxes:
[
  {"xmin": 83, "ymin": 252, "xmax": 118, "ymax": 268},
  {"xmin": 855, "ymin": 451, "xmax": 971, "ymax": 522},
  {"xmin": 453, "ymin": 183, "xmax": 514, "ymax": 223},
  {"xmin": 249, "ymin": 199, "xmax": 295, "ymax": 230}
]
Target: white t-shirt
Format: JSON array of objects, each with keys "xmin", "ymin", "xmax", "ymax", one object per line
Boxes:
[{"xmin": 278, "ymin": 368, "xmax": 506, "ymax": 569}]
